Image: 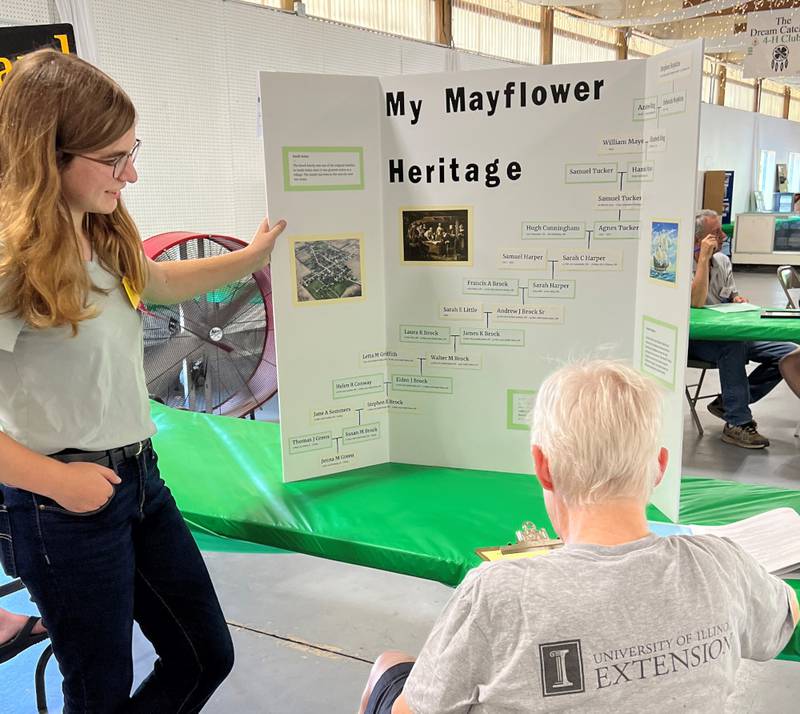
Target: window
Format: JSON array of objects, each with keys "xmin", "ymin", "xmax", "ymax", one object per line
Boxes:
[
  {"xmin": 304, "ymin": 0, "xmax": 436, "ymax": 42},
  {"xmin": 724, "ymin": 64, "xmax": 756, "ymax": 112},
  {"xmin": 238, "ymin": 0, "xmax": 437, "ymax": 43},
  {"xmin": 790, "ymin": 89, "xmax": 800, "ymax": 122},
  {"xmin": 788, "ymin": 153, "xmax": 800, "ymax": 192},
  {"xmin": 628, "ymin": 33, "xmax": 669, "ymax": 59},
  {"xmin": 758, "ymin": 149, "xmax": 777, "ymax": 196},
  {"xmin": 237, "ymin": 0, "xmax": 800, "ymax": 109},
  {"xmin": 760, "ymin": 79, "xmax": 785, "ymax": 118},
  {"xmin": 452, "ymin": 0, "xmax": 541, "ymax": 65},
  {"xmin": 553, "ymin": 10, "xmax": 616, "ymax": 65},
  {"xmin": 702, "ymin": 57, "xmax": 716, "ymax": 105}
]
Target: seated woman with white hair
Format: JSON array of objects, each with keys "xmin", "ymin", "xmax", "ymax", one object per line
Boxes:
[{"xmin": 358, "ymin": 360, "xmax": 799, "ymax": 714}]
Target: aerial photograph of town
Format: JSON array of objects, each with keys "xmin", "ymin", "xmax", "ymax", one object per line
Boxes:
[{"xmin": 293, "ymin": 237, "xmax": 363, "ymax": 302}]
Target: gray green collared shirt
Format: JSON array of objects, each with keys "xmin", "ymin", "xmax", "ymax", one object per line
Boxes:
[{"xmin": 0, "ymin": 259, "xmax": 155, "ymax": 454}]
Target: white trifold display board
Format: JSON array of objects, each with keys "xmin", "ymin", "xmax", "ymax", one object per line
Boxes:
[{"xmin": 261, "ymin": 40, "xmax": 703, "ymax": 521}]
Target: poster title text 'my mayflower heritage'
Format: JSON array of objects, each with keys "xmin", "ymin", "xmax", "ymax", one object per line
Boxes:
[{"xmin": 385, "ymin": 78, "xmax": 607, "ymax": 126}]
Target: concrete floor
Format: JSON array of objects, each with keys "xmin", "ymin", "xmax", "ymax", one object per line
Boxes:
[{"xmin": 3, "ymin": 269, "xmax": 798, "ymax": 713}]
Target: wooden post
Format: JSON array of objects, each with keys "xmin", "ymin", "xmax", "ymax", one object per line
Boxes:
[
  {"xmin": 616, "ymin": 29, "xmax": 628, "ymax": 61},
  {"xmin": 716, "ymin": 64, "xmax": 726, "ymax": 106},
  {"xmin": 540, "ymin": 8, "xmax": 554, "ymax": 65},
  {"xmin": 435, "ymin": 0, "xmax": 453, "ymax": 47},
  {"xmin": 280, "ymin": 0, "xmax": 294, "ymax": 11},
  {"xmin": 784, "ymin": 86, "xmax": 792, "ymax": 119}
]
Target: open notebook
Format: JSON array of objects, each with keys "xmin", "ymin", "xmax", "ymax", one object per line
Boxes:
[{"xmin": 651, "ymin": 508, "xmax": 800, "ymax": 578}]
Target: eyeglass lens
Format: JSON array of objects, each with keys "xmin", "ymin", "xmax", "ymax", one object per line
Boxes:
[{"xmin": 113, "ymin": 141, "xmax": 140, "ymax": 179}]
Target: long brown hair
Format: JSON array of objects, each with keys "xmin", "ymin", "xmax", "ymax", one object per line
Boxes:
[{"xmin": 0, "ymin": 49, "xmax": 146, "ymax": 333}]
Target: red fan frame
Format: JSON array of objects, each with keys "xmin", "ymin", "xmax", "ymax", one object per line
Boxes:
[{"xmin": 143, "ymin": 232, "xmax": 276, "ymax": 417}]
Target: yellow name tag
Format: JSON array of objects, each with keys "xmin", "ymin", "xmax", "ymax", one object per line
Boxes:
[{"xmin": 122, "ymin": 277, "xmax": 141, "ymax": 311}]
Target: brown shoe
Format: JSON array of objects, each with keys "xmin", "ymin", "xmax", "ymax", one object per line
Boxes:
[{"xmin": 721, "ymin": 421, "xmax": 769, "ymax": 449}]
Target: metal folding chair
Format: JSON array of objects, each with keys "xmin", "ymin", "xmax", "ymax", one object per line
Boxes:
[
  {"xmin": 0, "ymin": 579, "xmax": 54, "ymax": 713},
  {"xmin": 777, "ymin": 265, "xmax": 800, "ymax": 309},
  {"xmin": 776, "ymin": 266, "xmax": 800, "ymax": 436},
  {"xmin": 685, "ymin": 358, "xmax": 720, "ymax": 436}
]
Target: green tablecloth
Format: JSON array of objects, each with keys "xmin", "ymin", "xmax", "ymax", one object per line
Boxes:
[
  {"xmin": 150, "ymin": 403, "xmax": 798, "ymax": 661},
  {"xmin": 689, "ymin": 307, "xmax": 800, "ymax": 342}
]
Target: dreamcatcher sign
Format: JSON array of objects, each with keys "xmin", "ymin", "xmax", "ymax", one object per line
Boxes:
[{"xmin": 744, "ymin": 10, "xmax": 800, "ymax": 78}]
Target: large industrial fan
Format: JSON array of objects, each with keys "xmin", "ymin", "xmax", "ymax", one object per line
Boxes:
[{"xmin": 142, "ymin": 232, "xmax": 277, "ymax": 417}]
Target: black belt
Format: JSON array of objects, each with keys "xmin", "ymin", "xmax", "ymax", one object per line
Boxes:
[{"xmin": 48, "ymin": 439, "xmax": 152, "ymax": 468}]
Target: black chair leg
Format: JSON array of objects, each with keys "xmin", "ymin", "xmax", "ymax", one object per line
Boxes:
[
  {"xmin": 685, "ymin": 385, "xmax": 704, "ymax": 436},
  {"xmin": 35, "ymin": 644, "xmax": 54, "ymax": 714},
  {"xmin": 685, "ymin": 368, "xmax": 707, "ymax": 437}
]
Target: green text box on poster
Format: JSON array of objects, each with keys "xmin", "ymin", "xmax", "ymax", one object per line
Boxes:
[
  {"xmin": 460, "ymin": 328, "xmax": 525, "ymax": 346},
  {"xmin": 564, "ymin": 164, "xmax": 618, "ymax": 184},
  {"xmin": 507, "ymin": 389, "xmax": 537, "ymax": 430},
  {"xmin": 283, "ymin": 146, "xmax": 364, "ymax": 191},
  {"xmin": 593, "ymin": 221, "xmax": 640, "ymax": 239},
  {"xmin": 392, "ymin": 375, "xmax": 453, "ymax": 394},
  {"xmin": 288, "ymin": 431, "xmax": 332, "ymax": 454},
  {"xmin": 342, "ymin": 422, "xmax": 381, "ymax": 445},
  {"xmin": 399, "ymin": 325, "xmax": 450, "ymax": 344},
  {"xmin": 640, "ymin": 316, "xmax": 678, "ymax": 390},
  {"xmin": 332, "ymin": 373, "xmax": 384, "ymax": 399}
]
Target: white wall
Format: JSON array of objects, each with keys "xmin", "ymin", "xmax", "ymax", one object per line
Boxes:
[
  {"xmin": 697, "ymin": 102, "xmax": 800, "ymax": 219},
  {"xmin": 754, "ymin": 111, "xmax": 800, "ymax": 192},
  {"xmin": 697, "ymin": 103, "xmax": 756, "ymax": 220},
  {"xmin": 3, "ymin": 0, "xmax": 514, "ymax": 242}
]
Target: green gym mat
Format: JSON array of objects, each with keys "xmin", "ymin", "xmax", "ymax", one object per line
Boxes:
[{"xmin": 151, "ymin": 402, "xmax": 799, "ymax": 662}]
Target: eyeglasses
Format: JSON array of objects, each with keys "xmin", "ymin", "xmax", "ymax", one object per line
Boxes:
[{"xmin": 68, "ymin": 138, "xmax": 141, "ymax": 180}]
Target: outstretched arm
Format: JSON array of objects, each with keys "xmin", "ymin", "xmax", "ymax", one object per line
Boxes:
[{"xmin": 142, "ymin": 218, "xmax": 286, "ymax": 305}]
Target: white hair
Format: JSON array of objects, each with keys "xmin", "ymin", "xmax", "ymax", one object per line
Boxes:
[
  {"xmin": 530, "ymin": 360, "xmax": 663, "ymax": 506},
  {"xmin": 695, "ymin": 209, "xmax": 719, "ymax": 240}
]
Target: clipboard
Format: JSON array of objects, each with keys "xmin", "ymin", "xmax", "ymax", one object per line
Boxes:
[
  {"xmin": 760, "ymin": 309, "xmax": 800, "ymax": 319},
  {"xmin": 475, "ymin": 521, "xmax": 563, "ymax": 562}
]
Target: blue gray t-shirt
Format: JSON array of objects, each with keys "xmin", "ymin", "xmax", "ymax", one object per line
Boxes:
[
  {"xmin": 403, "ymin": 534, "xmax": 795, "ymax": 713},
  {"xmin": 692, "ymin": 252, "xmax": 737, "ymax": 305}
]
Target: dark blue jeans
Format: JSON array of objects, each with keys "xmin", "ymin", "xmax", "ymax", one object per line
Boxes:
[
  {"xmin": 0, "ymin": 444, "xmax": 233, "ymax": 713},
  {"xmin": 687, "ymin": 339, "xmax": 798, "ymax": 425}
]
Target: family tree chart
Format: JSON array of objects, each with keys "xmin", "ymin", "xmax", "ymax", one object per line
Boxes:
[{"xmin": 260, "ymin": 41, "xmax": 704, "ymax": 520}]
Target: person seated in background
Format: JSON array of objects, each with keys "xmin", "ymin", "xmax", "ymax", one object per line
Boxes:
[
  {"xmin": 689, "ymin": 209, "xmax": 798, "ymax": 448},
  {"xmin": 358, "ymin": 360, "xmax": 799, "ymax": 714}
]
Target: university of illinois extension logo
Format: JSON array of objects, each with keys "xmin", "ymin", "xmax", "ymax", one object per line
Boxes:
[{"xmin": 539, "ymin": 639, "xmax": 585, "ymax": 697}]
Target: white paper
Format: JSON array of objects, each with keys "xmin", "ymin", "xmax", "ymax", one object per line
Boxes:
[
  {"xmin": 706, "ymin": 302, "xmax": 761, "ymax": 313},
  {"xmin": 691, "ymin": 508, "xmax": 800, "ymax": 575}
]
